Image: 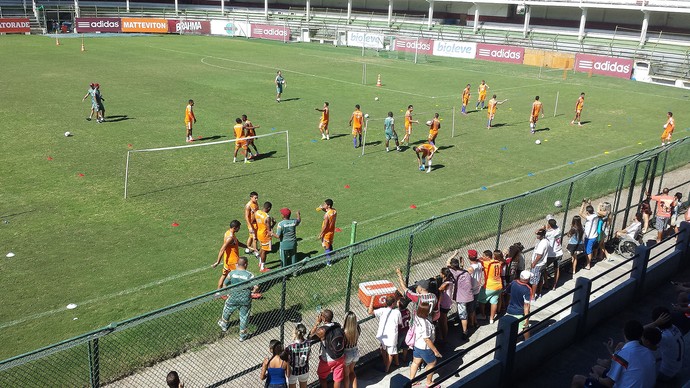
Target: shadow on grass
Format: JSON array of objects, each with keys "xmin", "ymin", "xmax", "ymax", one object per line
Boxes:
[
  {"xmin": 281, "ymin": 98, "xmax": 300, "ymax": 102},
  {"xmin": 251, "ymin": 150, "xmax": 277, "ymax": 161},
  {"xmin": 328, "ymin": 134, "xmax": 348, "ymax": 139},
  {"xmin": 196, "ymin": 135, "xmax": 226, "ymax": 141},
  {"xmin": 491, "ymin": 123, "xmax": 510, "ymax": 128},
  {"xmin": 105, "ymin": 115, "xmax": 133, "ymax": 122},
  {"xmin": 534, "ymin": 127, "xmax": 551, "ymax": 133}
]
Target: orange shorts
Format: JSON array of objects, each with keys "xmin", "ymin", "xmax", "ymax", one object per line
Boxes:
[
  {"xmin": 428, "ymin": 132, "xmax": 437, "ymax": 142},
  {"xmin": 405, "ymin": 124, "xmax": 412, "ymax": 135},
  {"xmin": 235, "ymin": 141, "xmax": 247, "ymax": 150},
  {"xmin": 320, "ymin": 120, "xmax": 329, "ymax": 130},
  {"xmin": 322, "ymin": 232, "xmax": 334, "ymax": 248},
  {"xmin": 258, "ymin": 236, "xmax": 272, "ymax": 252},
  {"xmin": 352, "ymin": 127, "xmax": 362, "ymax": 135},
  {"xmin": 222, "ymin": 262, "xmax": 237, "ymax": 276}
]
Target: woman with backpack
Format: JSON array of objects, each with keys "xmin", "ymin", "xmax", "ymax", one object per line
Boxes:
[
  {"xmin": 343, "ymin": 311, "xmax": 361, "ymax": 388},
  {"xmin": 408, "ymin": 302, "xmax": 442, "ymax": 387},
  {"xmin": 260, "ymin": 340, "xmax": 290, "ymax": 388},
  {"xmin": 566, "ymin": 216, "xmax": 585, "ymax": 274}
]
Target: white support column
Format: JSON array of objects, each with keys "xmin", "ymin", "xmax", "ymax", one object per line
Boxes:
[
  {"xmin": 522, "ymin": 5, "xmax": 531, "ymax": 38},
  {"xmin": 473, "ymin": 6, "xmax": 479, "ymax": 34},
  {"xmin": 32, "ymin": 0, "xmax": 38, "ymax": 19},
  {"xmin": 427, "ymin": 0, "xmax": 434, "ymax": 29},
  {"xmin": 221, "ymin": 0, "xmax": 224, "ymax": 15},
  {"xmin": 174, "ymin": 0, "xmax": 178, "ymax": 14},
  {"xmin": 387, "ymin": 0, "xmax": 393, "ymax": 27},
  {"xmin": 640, "ymin": 10, "xmax": 650, "ymax": 46},
  {"xmin": 578, "ymin": 8, "xmax": 587, "ymax": 41},
  {"xmin": 347, "ymin": 0, "xmax": 352, "ymax": 24},
  {"xmin": 74, "ymin": 0, "xmax": 80, "ymax": 17},
  {"xmin": 264, "ymin": 0, "xmax": 268, "ymax": 20},
  {"xmin": 306, "ymin": 0, "xmax": 310, "ymax": 21},
  {"xmin": 126, "ymin": 0, "xmax": 130, "ymax": 12}
]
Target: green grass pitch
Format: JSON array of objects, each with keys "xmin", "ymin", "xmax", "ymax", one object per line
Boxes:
[{"xmin": 0, "ymin": 34, "xmax": 688, "ymax": 358}]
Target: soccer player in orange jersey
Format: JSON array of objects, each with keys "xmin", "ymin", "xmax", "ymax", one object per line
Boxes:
[
  {"xmin": 486, "ymin": 94, "xmax": 507, "ymax": 129},
  {"xmin": 255, "ymin": 202, "xmax": 275, "ymax": 272},
  {"xmin": 232, "ymin": 118, "xmax": 250, "ymax": 164},
  {"xmin": 245, "ymin": 192, "xmax": 259, "ymax": 254},
  {"xmin": 461, "ymin": 84, "xmax": 471, "ymax": 114},
  {"xmin": 426, "ymin": 113, "xmax": 441, "ymax": 146},
  {"xmin": 413, "ymin": 143, "xmax": 437, "ymax": 173},
  {"xmin": 401, "ymin": 105, "xmax": 418, "ymax": 146},
  {"xmin": 212, "ymin": 219, "xmax": 255, "ymax": 290},
  {"xmin": 476, "ymin": 80, "xmax": 489, "ymax": 110},
  {"xmin": 317, "ymin": 199, "xmax": 337, "ymax": 264},
  {"xmin": 571, "ymin": 93, "xmax": 585, "ymax": 126},
  {"xmin": 184, "ymin": 99, "xmax": 197, "ymax": 143},
  {"xmin": 315, "ymin": 102, "xmax": 330, "ymax": 140},
  {"xmin": 242, "ymin": 114, "xmax": 260, "ymax": 158},
  {"xmin": 661, "ymin": 111, "xmax": 675, "ymax": 146},
  {"xmin": 529, "ymin": 96, "xmax": 544, "ymax": 134},
  {"xmin": 349, "ymin": 104, "xmax": 364, "ymax": 148}
]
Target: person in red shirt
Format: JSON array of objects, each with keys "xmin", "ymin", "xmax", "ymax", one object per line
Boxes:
[{"xmin": 651, "ymin": 188, "xmax": 674, "ymax": 242}]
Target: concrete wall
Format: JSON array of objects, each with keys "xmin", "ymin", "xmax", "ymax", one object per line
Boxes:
[
  {"xmin": 585, "ymin": 279, "xmax": 636, "ymax": 333},
  {"xmin": 449, "ymin": 360, "xmax": 502, "ymax": 388},
  {"xmin": 511, "ymin": 316, "xmax": 579, "ymax": 380},
  {"xmin": 644, "ymin": 251, "xmax": 683, "ymax": 294}
]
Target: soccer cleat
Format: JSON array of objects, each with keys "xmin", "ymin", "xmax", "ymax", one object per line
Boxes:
[
  {"xmin": 244, "ymin": 159, "xmax": 252, "ymax": 164},
  {"xmin": 396, "ymin": 147, "xmax": 401, "ymax": 151},
  {"xmin": 260, "ymin": 268, "xmax": 270, "ymax": 273},
  {"xmin": 233, "ymin": 158, "xmax": 237, "ymax": 163},
  {"xmin": 218, "ymin": 319, "xmax": 229, "ymax": 332},
  {"xmin": 570, "ymin": 120, "xmax": 575, "ymax": 125},
  {"xmin": 239, "ymin": 332, "xmax": 248, "ymax": 341},
  {"xmin": 253, "ymin": 251, "xmax": 260, "ymax": 258},
  {"xmin": 326, "ymin": 135, "xmax": 330, "ymax": 140},
  {"xmin": 531, "ymin": 130, "xmax": 535, "ymax": 134},
  {"xmin": 426, "ymin": 167, "xmax": 431, "ymax": 173},
  {"xmin": 220, "ymin": 295, "xmax": 228, "ymax": 300},
  {"xmin": 326, "ymin": 260, "xmax": 332, "ymax": 267},
  {"xmin": 245, "ymin": 248, "xmax": 251, "ymax": 254},
  {"xmin": 386, "ymin": 148, "xmax": 390, "ymax": 152},
  {"xmin": 578, "ymin": 123, "xmax": 582, "ymax": 127},
  {"xmin": 86, "ymin": 118, "xmax": 91, "ymax": 121},
  {"xmin": 321, "ymin": 134, "xmax": 327, "ymax": 140},
  {"xmin": 251, "ymin": 292, "xmax": 263, "ymax": 299}
]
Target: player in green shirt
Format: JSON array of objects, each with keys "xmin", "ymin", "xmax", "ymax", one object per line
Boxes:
[
  {"xmin": 384, "ymin": 111, "xmax": 401, "ymax": 152},
  {"xmin": 275, "ymin": 208, "xmax": 301, "ymax": 266}
]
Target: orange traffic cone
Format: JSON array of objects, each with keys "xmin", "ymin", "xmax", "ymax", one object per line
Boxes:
[
  {"xmin": 55, "ymin": 36, "xmax": 60, "ymax": 46},
  {"xmin": 376, "ymin": 74, "xmax": 382, "ymax": 87},
  {"xmin": 81, "ymin": 41, "xmax": 86, "ymax": 52}
]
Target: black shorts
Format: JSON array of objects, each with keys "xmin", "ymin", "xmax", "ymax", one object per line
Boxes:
[{"xmin": 440, "ymin": 307, "xmax": 451, "ymax": 314}]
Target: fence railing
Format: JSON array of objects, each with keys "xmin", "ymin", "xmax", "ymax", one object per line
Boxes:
[{"xmin": 1, "ymin": 137, "xmax": 690, "ymax": 387}]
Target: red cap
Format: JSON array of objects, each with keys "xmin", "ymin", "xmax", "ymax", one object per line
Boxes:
[
  {"xmin": 280, "ymin": 208, "xmax": 291, "ymax": 218},
  {"xmin": 468, "ymin": 249, "xmax": 478, "ymax": 258}
]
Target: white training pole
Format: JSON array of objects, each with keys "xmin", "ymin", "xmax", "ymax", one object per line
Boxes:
[
  {"xmin": 361, "ymin": 33, "xmax": 365, "ymax": 57},
  {"xmin": 360, "ymin": 119, "xmax": 368, "ymax": 156},
  {"xmin": 286, "ymin": 130, "xmax": 291, "ymax": 169},
  {"xmin": 414, "ymin": 36, "xmax": 419, "ymax": 64},
  {"xmin": 124, "ymin": 151, "xmax": 131, "ymax": 199},
  {"xmin": 451, "ymin": 106, "xmax": 456, "ymax": 138},
  {"xmin": 554, "ymin": 91, "xmax": 559, "ymax": 117}
]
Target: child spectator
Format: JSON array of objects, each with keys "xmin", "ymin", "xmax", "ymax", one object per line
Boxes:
[
  {"xmin": 260, "ymin": 340, "xmax": 290, "ymax": 388},
  {"xmin": 408, "ymin": 302, "xmax": 442, "ymax": 388},
  {"xmin": 368, "ymin": 296, "xmax": 402, "ymax": 373},
  {"xmin": 436, "ymin": 267, "xmax": 455, "ymax": 342},
  {"xmin": 284, "ymin": 323, "xmax": 316, "ymax": 388}
]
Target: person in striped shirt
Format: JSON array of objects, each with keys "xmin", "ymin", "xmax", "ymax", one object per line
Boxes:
[{"xmin": 284, "ymin": 323, "xmax": 317, "ymax": 388}]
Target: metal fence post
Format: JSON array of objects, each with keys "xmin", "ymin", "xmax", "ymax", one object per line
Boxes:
[
  {"xmin": 657, "ymin": 150, "xmax": 669, "ymax": 192},
  {"xmin": 610, "ymin": 165, "xmax": 627, "ymax": 235},
  {"xmin": 495, "ymin": 315, "xmax": 518, "ymax": 387},
  {"xmin": 573, "ymin": 277, "xmax": 592, "ymax": 337},
  {"xmin": 405, "ymin": 233, "xmax": 414, "ymax": 285},
  {"xmin": 560, "ymin": 181, "xmax": 575, "ymax": 242},
  {"xmin": 88, "ymin": 338, "xmax": 100, "ymax": 388},
  {"xmin": 280, "ymin": 274, "xmax": 287, "ymax": 343},
  {"xmin": 343, "ymin": 221, "xmax": 358, "ymax": 312},
  {"xmin": 622, "ymin": 161, "xmax": 641, "ymax": 228},
  {"xmin": 495, "ymin": 204, "xmax": 505, "ymax": 250},
  {"xmin": 631, "ymin": 244, "xmax": 651, "ymax": 297}
]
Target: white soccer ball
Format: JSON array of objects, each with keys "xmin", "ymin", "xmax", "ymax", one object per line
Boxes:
[
  {"xmin": 426, "ymin": 120, "xmax": 432, "ymax": 126},
  {"xmin": 364, "ymin": 114, "xmax": 369, "ymax": 119},
  {"xmin": 64, "ymin": 131, "xmax": 72, "ymax": 137},
  {"xmin": 535, "ymin": 139, "xmax": 541, "ymax": 145},
  {"xmin": 554, "ymin": 200, "xmax": 563, "ymax": 208},
  {"xmin": 375, "ymin": 97, "xmax": 379, "ymax": 101}
]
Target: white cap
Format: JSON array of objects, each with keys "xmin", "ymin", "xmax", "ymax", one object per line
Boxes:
[{"xmin": 520, "ymin": 270, "xmax": 532, "ymax": 281}]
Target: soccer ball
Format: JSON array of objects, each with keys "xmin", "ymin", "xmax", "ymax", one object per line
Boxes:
[
  {"xmin": 64, "ymin": 131, "xmax": 72, "ymax": 137},
  {"xmin": 375, "ymin": 97, "xmax": 379, "ymax": 101},
  {"xmin": 535, "ymin": 139, "xmax": 541, "ymax": 145},
  {"xmin": 419, "ymin": 165, "xmax": 425, "ymax": 171},
  {"xmin": 364, "ymin": 114, "xmax": 369, "ymax": 119},
  {"xmin": 554, "ymin": 200, "xmax": 563, "ymax": 208},
  {"xmin": 426, "ymin": 120, "xmax": 432, "ymax": 126}
]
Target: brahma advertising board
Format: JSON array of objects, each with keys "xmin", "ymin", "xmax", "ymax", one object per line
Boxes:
[
  {"xmin": 476, "ymin": 43, "xmax": 524, "ymax": 64},
  {"xmin": 575, "ymin": 53, "xmax": 633, "ymax": 79},
  {"xmin": 74, "ymin": 18, "xmax": 121, "ymax": 33},
  {"xmin": 393, "ymin": 37, "xmax": 434, "ymax": 55},
  {"xmin": 168, "ymin": 20, "xmax": 210, "ymax": 35},
  {"xmin": 251, "ymin": 24, "xmax": 291, "ymax": 41}
]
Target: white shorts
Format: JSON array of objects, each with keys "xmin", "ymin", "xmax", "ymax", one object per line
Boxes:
[
  {"xmin": 288, "ymin": 372, "xmax": 309, "ymax": 384},
  {"xmin": 380, "ymin": 342, "xmax": 398, "ymax": 355}
]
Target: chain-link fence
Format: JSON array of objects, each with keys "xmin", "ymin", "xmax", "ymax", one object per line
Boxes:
[{"xmin": 2, "ymin": 137, "xmax": 690, "ymax": 387}]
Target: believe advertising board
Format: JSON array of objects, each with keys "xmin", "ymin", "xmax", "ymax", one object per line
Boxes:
[
  {"xmin": 347, "ymin": 31, "xmax": 384, "ymax": 49},
  {"xmin": 574, "ymin": 53, "xmax": 633, "ymax": 79},
  {"xmin": 476, "ymin": 43, "xmax": 524, "ymax": 64},
  {"xmin": 432, "ymin": 40, "xmax": 476, "ymax": 59},
  {"xmin": 74, "ymin": 18, "xmax": 121, "ymax": 33}
]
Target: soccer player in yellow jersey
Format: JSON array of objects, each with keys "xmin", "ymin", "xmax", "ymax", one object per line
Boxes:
[
  {"xmin": 486, "ymin": 94, "xmax": 507, "ymax": 129},
  {"xmin": 254, "ymin": 202, "xmax": 275, "ymax": 272},
  {"xmin": 212, "ymin": 219, "xmax": 255, "ymax": 290},
  {"xmin": 529, "ymin": 96, "xmax": 544, "ymax": 134},
  {"xmin": 461, "ymin": 84, "xmax": 471, "ymax": 114},
  {"xmin": 571, "ymin": 92, "xmax": 585, "ymax": 126},
  {"xmin": 426, "ymin": 113, "xmax": 441, "ymax": 146},
  {"xmin": 476, "ymin": 80, "xmax": 489, "ymax": 110},
  {"xmin": 349, "ymin": 104, "xmax": 364, "ymax": 148},
  {"xmin": 242, "ymin": 114, "xmax": 260, "ymax": 158},
  {"xmin": 401, "ymin": 105, "xmax": 418, "ymax": 146},
  {"xmin": 244, "ymin": 192, "xmax": 259, "ymax": 254},
  {"xmin": 317, "ymin": 199, "xmax": 337, "ymax": 264},
  {"xmin": 315, "ymin": 101, "xmax": 330, "ymax": 140},
  {"xmin": 661, "ymin": 111, "xmax": 675, "ymax": 146},
  {"xmin": 232, "ymin": 118, "xmax": 250, "ymax": 164},
  {"xmin": 413, "ymin": 143, "xmax": 437, "ymax": 173},
  {"xmin": 184, "ymin": 99, "xmax": 197, "ymax": 143}
]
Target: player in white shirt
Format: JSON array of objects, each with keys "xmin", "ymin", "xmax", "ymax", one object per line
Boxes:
[{"xmin": 530, "ymin": 228, "xmax": 550, "ymax": 300}]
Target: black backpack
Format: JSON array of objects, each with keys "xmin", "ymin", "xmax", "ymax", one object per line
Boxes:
[{"xmin": 323, "ymin": 323, "xmax": 345, "ymax": 359}]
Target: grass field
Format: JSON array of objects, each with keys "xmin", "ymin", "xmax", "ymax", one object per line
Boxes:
[{"xmin": 1, "ymin": 33, "xmax": 688, "ymax": 359}]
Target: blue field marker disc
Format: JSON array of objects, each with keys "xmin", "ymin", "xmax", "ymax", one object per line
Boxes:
[
  {"xmin": 527, "ymin": 173, "xmax": 534, "ymax": 177},
  {"xmin": 568, "ymin": 161, "xmax": 574, "ymax": 165},
  {"xmin": 310, "ymin": 139, "xmax": 318, "ymax": 143},
  {"xmin": 481, "ymin": 186, "xmax": 487, "ymax": 191}
]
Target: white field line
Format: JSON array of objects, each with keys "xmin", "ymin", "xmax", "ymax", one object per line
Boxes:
[{"xmin": 0, "ymin": 140, "xmax": 643, "ymax": 329}]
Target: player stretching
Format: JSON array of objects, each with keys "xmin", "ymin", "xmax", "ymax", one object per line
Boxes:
[
  {"xmin": 184, "ymin": 99, "xmax": 197, "ymax": 143},
  {"xmin": 571, "ymin": 93, "xmax": 585, "ymax": 126},
  {"xmin": 661, "ymin": 111, "xmax": 675, "ymax": 146},
  {"xmin": 476, "ymin": 80, "xmax": 489, "ymax": 110},
  {"xmin": 384, "ymin": 111, "xmax": 401, "ymax": 152},
  {"xmin": 315, "ymin": 102, "xmax": 330, "ymax": 140},
  {"xmin": 529, "ymin": 96, "xmax": 544, "ymax": 134},
  {"xmin": 349, "ymin": 104, "xmax": 364, "ymax": 148},
  {"xmin": 275, "ymin": 71, "xmax": 286, "ymax": 102},
  {"xmin": 245, "ymin": 192, "xmax": 260, "ymax": 255},
  {"xmin": 242, "ymin": 114, "xmax": 260, "ymax": 158},
  {"xmin": 413, "ymin": 143, "xmax": 437, "ymax": 173},
  {"xmin": 426, "ymin": 113, "xmax": 441, "ymax": 146},
  {"xmin": 317, "ymin": 199, "xmax": 337, "ymax": 265},
  {"xmin": 486, "ymin": 94, "xmax": 507, "ymax": 129},
  {"xmin": 401, "ymin": 105, "xmax": 418, "ymax": 146},
  {"xmin": 461, "ymin": 84, "xmax": 471, "ymax": 114},
  {"xmin": 233, "ymin": 118, "xmax": 250, "ymax": 163},
  {"xmin": 255, "ymin": 202, "xmax": 275, "ymax": 272}
]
